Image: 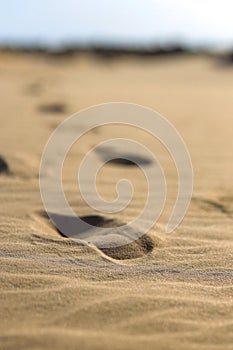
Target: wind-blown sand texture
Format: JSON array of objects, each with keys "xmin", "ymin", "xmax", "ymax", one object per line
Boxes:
[{"xmin": 0, "ymin": 51, "xmax": 233, "ymax": 350}]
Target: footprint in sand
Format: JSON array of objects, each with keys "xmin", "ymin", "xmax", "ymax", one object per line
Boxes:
[
  {"xmin": 38, "ymin": 211, "xmax": 160, "ymax": 260},
  {"xmin": 38, "ymin": 103, "xmax": 66, "ymax": 114},
  {"xmin": 95, "ymin": 146, "xmax": 153, "ymax": 167},
  {"xmin": 0, "ymin": 156, "xmax": 10, "ymax": 175}
]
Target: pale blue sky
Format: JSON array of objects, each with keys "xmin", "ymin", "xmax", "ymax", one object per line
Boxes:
[{"xmin": 0, "ymin": 0, "xmax": 232, "ymax": 48}]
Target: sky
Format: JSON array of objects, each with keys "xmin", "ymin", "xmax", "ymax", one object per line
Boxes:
[{"xmin": 0, "ymin": 0, "xmax": 232, "ymax": 48}]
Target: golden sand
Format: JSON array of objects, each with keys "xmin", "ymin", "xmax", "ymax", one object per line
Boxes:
[{"xmin": 0, "ymin": 52, "xmax": 233, "ymax": 349}]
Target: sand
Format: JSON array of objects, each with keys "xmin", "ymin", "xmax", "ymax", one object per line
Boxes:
[{"xmin": 0, "ymin": 51, "xmax": 233, "ymax": 349}]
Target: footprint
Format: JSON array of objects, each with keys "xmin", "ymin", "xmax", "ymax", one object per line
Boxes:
[
  {"xmin": 96, "ymin": 146, "xmax": 153, "ymax": 167},
  {"xmin": 193, "ymin": 197, "xmax": 233, "ymax": 217},
  {"xmin": 0, "ymin": 156, "xmax": 10, "ymax": 175},
  {"xmin": 38, "ymin": 212, "xmax": 159, "ymax": 260},
  {"xmin": 38, "ymin": 103, "xmax": 66, "ymax": 114}
]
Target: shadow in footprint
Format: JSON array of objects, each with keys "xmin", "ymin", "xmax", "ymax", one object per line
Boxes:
[
  {"xmin": 38, "ymin": 103, "xmax": 66, "ymax": 114},
  {"xmin": 40, "ymin": 211, "xmax": 157, "ymax": 260},
  {"xmin": 96, "ymin": 147, "xmax": 153, "ymax": 167},
  {"xmin": 0, "ymin": 156, "xmax": 10, "ymax": 175},
  {"xmin": 106, "ymin": 156, "xmax": 152, "ymax": 167},
  {"xmin": 78, "ymin": 215, "xmax": 116, "ymax": 227}
]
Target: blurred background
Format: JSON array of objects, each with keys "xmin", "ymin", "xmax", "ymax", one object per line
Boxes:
[{"xmin": 0, "ymin": 0, "xmax": 232, "ymax": 51}]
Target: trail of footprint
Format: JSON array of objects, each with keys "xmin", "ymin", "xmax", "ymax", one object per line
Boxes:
[
  {"xmin": 37, "ymin": 211, "xmax": 160, "ymax": 260},
  {"xmin": 0, "ymin": 156, "xmax": 10, "ymax": 175},
  {"xmin": 37, "ymin": 124, "xmax": 157, "ymax": 259}
]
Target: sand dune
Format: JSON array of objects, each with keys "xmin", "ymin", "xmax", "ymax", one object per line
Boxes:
[{"xmin": 0, "ymin": 51, "xmax": 233, "ymax": 349}]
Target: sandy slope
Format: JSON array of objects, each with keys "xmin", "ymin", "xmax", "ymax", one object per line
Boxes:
[{"xmin": 0, "ymin": 52, "xmax": 233, "ymax": 349}]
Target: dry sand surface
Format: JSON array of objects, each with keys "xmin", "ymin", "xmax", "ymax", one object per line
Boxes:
[{"xmin": 0, "ymin": 51, "xmax": 233, "ymax": 349}]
